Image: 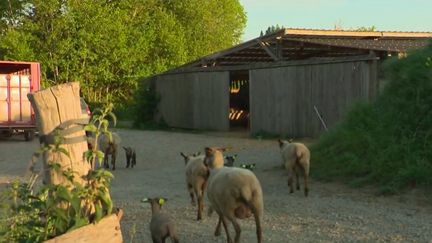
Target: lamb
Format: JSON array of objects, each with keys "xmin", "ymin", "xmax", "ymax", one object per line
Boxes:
[
  {"xmin": 141, "ymin": 197, "xmax": 179, "ymax": 243},
  {"xmin": 204, "ymin": 147, "xmax": 263, "ymax": 243},
  {"xmin": 223, "ymin": 154, "xmax": 237, "ymax": 167},
  {"xmin": 278, "ymin": 139, "xmax": 310, "ymax": 196},
  {"xmin": 123, "ymin": 146, "xmax": 136, "ymax": 168},
  {"xmin": 98, "ymin": 132, "xmax": 121, "ymax": 170},
  {"xmin": 180, "ymin": 152, "xmax": 209, "ymax": 220}
]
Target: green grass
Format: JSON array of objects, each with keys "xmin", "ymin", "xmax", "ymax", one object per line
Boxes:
[{"xmin": 311, "ymin": 42, "xmax": 432, "ymax": 194}]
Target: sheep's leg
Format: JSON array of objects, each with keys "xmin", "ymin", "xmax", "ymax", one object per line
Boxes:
[
  {"xmin": 151, "ymin": 236, "xmax": 161, "ymax": 243},
  {"xmin": 111, "ymin": 149, "xmax": 116, "ymax": 171},
  {"xmin": 168, "ymin": 226, "xmax": 179, "ymax": 243},
  {"xmin": 196, "ymin": 189, "xmax": 203, "ymax": 220},
  {"xmin": 220, "ymin": 215, "xmax": 233, "ymax": 243},
  {"xmin": 228, "ymin": 217, "xmax": 241, "ymax": 243},
  {"xmin": 215, "ymin": 217, "xmax": 222, "ymax": 236},
  {"xmin": 251, "ymin": 204, "xmax": 262, "ymax": 243},
  {"xmin": 126, "ymin": 154, "xmax": 130, "ymax": 168},
  {"xmin": 287, "ymin": 167, "xmax": 294, "ymax": 193},
  {"xmin": 197, "ymin": 181, "xmax": 207, "ymax": 220},
  {"xmin": 303, "ymin": 162, "xmax": 310, "ymax": 197},
  {"xmin": 295, "ymin": 167, "xmax": 300, "ymax": 191},
  {"xmin": 188, "ymin": 184, "xmax": 196, "ymax": 206},
  {"xmin": 131, "ymin": 152, "xmax": 136, "ymax": 168},
  {"xmin": 103, "ymin": 153, "xmax": 109, "ymax": 169}
]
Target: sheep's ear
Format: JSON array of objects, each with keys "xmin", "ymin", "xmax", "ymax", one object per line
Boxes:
[
  {"xmin": 240, "ymin": 164, "xmax": 246, "ymax": 168},
  {"xmin": 141, "ymin": 198, "xmax": 149, "ymax": 203},
  {"xmin": 278, "ymin": 139, "xmax": 284, "ymax": 148},
  {"xmin": 288, "ymin": 138, "xmax": 294, "ymax": 143},
  {"xmin": 180, "ymin": 152, "xmax": 188, "ymax": 159}
]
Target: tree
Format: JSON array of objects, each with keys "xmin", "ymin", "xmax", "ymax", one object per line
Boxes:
[
  {"xmin": 0, "ymin": 0, "xmax": 247, "ymax": 105},
  {"xmin": 260, "ymin": 24, "xmax": 284, "ymax": 36}
]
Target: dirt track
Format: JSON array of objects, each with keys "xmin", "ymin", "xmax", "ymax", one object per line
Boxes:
[{"xmin": 1, "ymin": 129, "xmax": 431, "ymax": 242}]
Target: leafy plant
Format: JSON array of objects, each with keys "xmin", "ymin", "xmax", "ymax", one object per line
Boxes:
[{"xmin": 0, "ymin": 104, "xmax": 117, "ymax": 242}]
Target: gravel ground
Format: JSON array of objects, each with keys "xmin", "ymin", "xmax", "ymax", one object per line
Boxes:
[{"xmin": 1, "ymin": 129, "xmax": 431, "ymax": 243}]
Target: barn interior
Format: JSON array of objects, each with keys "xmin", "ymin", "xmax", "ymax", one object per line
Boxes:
[{"xmin": 229, "ymin": 70, "xmax": 249, "ymax": 129}]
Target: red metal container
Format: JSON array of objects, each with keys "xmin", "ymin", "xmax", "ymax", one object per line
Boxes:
[{"xmin": 0, "ymin": 61, "xmax": 40, "ymax": 141}]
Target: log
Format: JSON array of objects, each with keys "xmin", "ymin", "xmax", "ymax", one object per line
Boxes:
[
  {"xmin": 28, "ymin": 82, "xmax": 91, "ymax": 185},
  {"xmin": 43, "ymin": 209, "xmax": 124, "ymax": 243}
]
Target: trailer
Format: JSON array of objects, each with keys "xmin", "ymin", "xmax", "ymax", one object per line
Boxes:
[{"xmin": 0, "ymin": 61, "xmax": 40, "ymax": 141}]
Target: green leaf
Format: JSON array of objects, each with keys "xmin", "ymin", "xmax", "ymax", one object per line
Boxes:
[
  {"xmin": 56, "ymin": 147, "xmax": 70, "ymax": 158},
  {"xmin": 68, "ymin": 217, "xmax": 89, "ymax": 232},
  {"xmin": 94, "ymin": 204, "xmax": 103, "ymax": 223},
  {"xmin": 55, "ymin": 186, "xmax": 71, "ymax": 202},
  {"xmin": 84, "ymin": 124, "xmax": 97, "ymax": 133},
  {"xmin": 108, "ymin": 112, "xmax": 117, "ymax": 126}
]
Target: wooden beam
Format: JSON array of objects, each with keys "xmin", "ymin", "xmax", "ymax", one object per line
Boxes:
[{"xmin": 256, "ymin": 40, "xmax": 280, "ymax": 61}]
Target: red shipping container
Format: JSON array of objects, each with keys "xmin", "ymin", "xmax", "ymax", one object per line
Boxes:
[{"xmin": 0, "ymin": 61, "xmax": 40, "ymax": 141}]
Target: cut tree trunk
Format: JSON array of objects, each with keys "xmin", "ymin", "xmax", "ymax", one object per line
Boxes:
[{"xmin": 28, "ymin": 82, "xmax": 91, "ymax": 185}]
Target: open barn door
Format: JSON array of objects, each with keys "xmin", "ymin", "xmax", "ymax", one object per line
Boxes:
[{"xmin": 229, "ymin": 70, "xmax": 249, "ymax": 130}]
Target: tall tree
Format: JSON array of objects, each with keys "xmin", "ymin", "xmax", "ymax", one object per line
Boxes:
[{"xmin": 0, "ymin": 0, "xmax": 247, "ymax": 105}]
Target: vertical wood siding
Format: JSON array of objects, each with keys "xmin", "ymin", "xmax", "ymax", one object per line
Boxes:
[
  {"xmin": 250, "ymin": 60, "xmax": 377, "ymax": 137},
  {"xmin": 155, "ymin": 71, "xmax": 229, "ymax": 131}
]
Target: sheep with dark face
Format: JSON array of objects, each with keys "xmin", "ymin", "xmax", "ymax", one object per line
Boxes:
[
  {"xmin": 204, "ymin": 147, "xmax": 263, "ymax": 243},
  {"xmin": 180, "ymin": 152, "xmax": 209, "ymax": 221},
  {"xmin": 123, "ymin": 146, "xmax": 136, "ymax": 168},
  {"xmin": 223, "ymin": 154, "xmax": 237, "ymax": 167},
  {"xmin": 278, "ymin": 139, "xmax": 310, "ymax": 196},
  {"xmin": 141, "ymin": 197, "xmax": 179, "ymax": 243}
]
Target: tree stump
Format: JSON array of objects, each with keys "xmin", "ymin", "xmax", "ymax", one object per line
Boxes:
[{"xmin": 28, "ymin": 82, "xmax": 91, "ymax": 185}]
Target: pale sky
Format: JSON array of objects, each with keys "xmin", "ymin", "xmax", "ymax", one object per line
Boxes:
[{"xmin": 239, "ymin": 0, "xmax": 432, "ymax": 41}]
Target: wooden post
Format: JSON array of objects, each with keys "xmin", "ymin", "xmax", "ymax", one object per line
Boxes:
[{"xmin": 28, "ymin": 82, "xmax": 91, "ymax": 185}]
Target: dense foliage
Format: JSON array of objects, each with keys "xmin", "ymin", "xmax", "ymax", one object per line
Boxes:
[
  {"xmin": 0, "ymin": 0, "xmax": 246, "ymax": 105},
  {"xmin": 311, "ymin": 42, "xmax": 432, "ymax": 193},
  {"xmin": 0, "ymin": 104, "xmax": 117, "ymax": 242}
]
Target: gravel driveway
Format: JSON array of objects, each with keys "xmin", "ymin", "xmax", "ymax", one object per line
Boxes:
[{"xmin": 1, "ymin": 129, "xmax": 431, "ymax": 242}]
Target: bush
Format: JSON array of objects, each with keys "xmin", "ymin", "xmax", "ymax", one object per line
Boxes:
[{"xmin": 311, "ymin": 42, "xmax": 432, "ymax": 193}]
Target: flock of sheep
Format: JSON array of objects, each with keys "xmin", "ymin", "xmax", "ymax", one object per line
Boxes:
[{"xmin": 97, "ymin": 132, "xmax": 311, "ymax": 243}]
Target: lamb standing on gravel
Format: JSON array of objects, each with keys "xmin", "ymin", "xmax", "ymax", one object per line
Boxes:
[
  {"xmin": 142, "ymin": 197, "xmax": 180, "ymax": 243},
  {"xmin": 98, "ymin": 132, "xmax": 121, "ymax": 170},
  {"xmin": 123, "ymin": 146, "xmax": 136, "ymax": 168},
  {"xmin": 204, "ymin": 147, "xmax": 263, "ymax": 243},
  {"xmin": 278, "ymin": 139, "xmax": 310, "ymax": 196},
  {"xmin": 180, "ymin": 152, "xmax": 209, "ymax": 221}
]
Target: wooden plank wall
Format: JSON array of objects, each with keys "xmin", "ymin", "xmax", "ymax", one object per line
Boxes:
[
  {"xmin": 250, "ymin": 60, "xmax": 377, "ymax": 137},
  {"xmin": 155, "ymin": 71, "xmax": 229, "ymax": 131}
]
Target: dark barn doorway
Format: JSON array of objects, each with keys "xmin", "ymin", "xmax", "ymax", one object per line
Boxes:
[{"xmin": 229, "ymin": 70, "xmax": 249, "ymax": 129}]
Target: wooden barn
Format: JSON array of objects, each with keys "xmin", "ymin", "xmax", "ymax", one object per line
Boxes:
[{"xmin": 150, "ymin": 28, "xmax": 432, "ymax": 137}]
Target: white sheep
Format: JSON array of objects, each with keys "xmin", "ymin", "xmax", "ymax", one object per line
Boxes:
[
  {"xmin": 180, "ymin": 152, "xmax": 208, "ymax": 221},
  {"xmin": 141, "ymin": 197, "xmax": 180, "ymax": 243},
  {"xmin": 204, "ymin": 147, "xmax": 263, "ymax": 243},
  {"xmin": 278, "ymin": 139, "xmax": 310, "ymax": 196}
]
